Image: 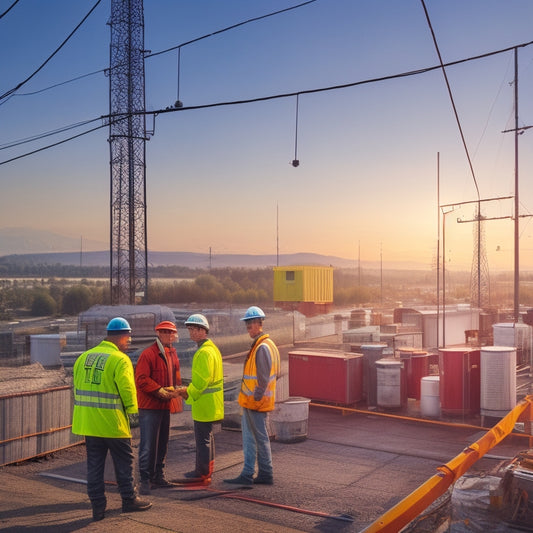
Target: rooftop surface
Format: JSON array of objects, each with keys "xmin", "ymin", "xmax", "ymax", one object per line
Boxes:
[{"xmin": 1, "ymin": 343, "xmax": 531, "ymax": 532}]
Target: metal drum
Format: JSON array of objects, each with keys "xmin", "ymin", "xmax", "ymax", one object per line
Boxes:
[
  {"xmin": 376, "ymin": 358, "xmax": 406, "ymax": 410},
  {"xmin": 480, "ymin": 346, "xmax": 516, "ymax": 418},
  {"xmin": 438, "ymin": 348, "xmax": 480, "ymax": 416},
  {"xmin": 405, "ymin": 350, "xmax": 430, "ymax": 400}
]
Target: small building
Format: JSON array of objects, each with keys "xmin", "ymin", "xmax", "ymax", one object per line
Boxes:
[
  {"xmin": 394, "ymin": 305, "xmax": 480, "ymax": 349},
  {"xmin": 273, "ymin": 265, "xmax": 333, "ymax": 317},
  {"xmin": 78, "ymin": 304, "xmax": 176, "ymax": 349}
]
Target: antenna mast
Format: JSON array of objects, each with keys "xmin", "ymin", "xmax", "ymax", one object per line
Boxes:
[{"xmin": 108, "ymin": 0, "xmax": 148, "ymax": 305}]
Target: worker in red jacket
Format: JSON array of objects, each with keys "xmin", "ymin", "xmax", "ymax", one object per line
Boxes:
[{"xmin": 135, "ymin": 321, "xmax": 182, "ymax": 495}]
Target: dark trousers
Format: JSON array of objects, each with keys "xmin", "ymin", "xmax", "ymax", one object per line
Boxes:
[
  {"xmin": 138, "ymin": 409, "xmax": 170, "ymax": 482},
  {"xmin": 85, "ymin": 436, "xmax": 135, "ymax": 509},
  {"xmin": 194, "ymin": 420, "xmax": 214, "ymax": 477}
]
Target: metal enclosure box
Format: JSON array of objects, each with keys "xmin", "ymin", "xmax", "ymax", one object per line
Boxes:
[
  {"xmin": 438, "ymin": 347, "xmax": 480, "ymax": 415},
  {"xmin": 288, "ymin": 349, "xmax": 363, "ymax": 405}
]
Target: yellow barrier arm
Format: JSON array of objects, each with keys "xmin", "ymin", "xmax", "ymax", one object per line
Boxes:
[{"xmin": 361, "ymin": 395, "xmax": 533, "ymax": 533}]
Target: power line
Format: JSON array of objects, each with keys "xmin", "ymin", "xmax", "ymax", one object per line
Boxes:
[
  {"xmin": 0, "ymin": 117, "xmax": 102, "ymax": 151},
  {"xmin": 145, "ymin": 0, "xmax": 317, "ymax": 59},
  {"xmin": 13, "ymin": 69, "xmax": 105, "ymax": 97},
  {"xmin": 3, "ymin": 1, "xmax": 317, "ymax": 102},
  {"xmin": 0, "ymin": 0, "xmax": 103, "ymax": 103},
  {"xmin": 421, "ymin": 0, "xmax": 479, "ymax": 200},
  {"xmin": 0, "ymin": 114, "xmax": 131, "ymax": 166},
  {"xmin": 0, "ymin": 0, "xmax": 20, "ymax": 20},
  {"xmin": 2, "ymin": 38, "xmax": 533, "ymax": 167}
]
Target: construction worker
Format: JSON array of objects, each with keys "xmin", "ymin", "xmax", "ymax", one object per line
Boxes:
[
  {"xmin": 176, "ymin": 313, "xmax": 224, "ymax": 484},
  {"xmin": 135, "ymin": 320, "xmax": 182, "ymax": 495},
  {"xmin": 224, "ymin": 306, "xmax": 280, "ymax": 486},
  {"xmin": 72, "ymin": 317, "xmax": 152, "ymax": 521}
]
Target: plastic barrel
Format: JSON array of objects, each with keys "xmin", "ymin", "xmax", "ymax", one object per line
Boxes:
[
  {"xmin": 270, "ymin": 397, "xmax": 311, "ymax": 443},
  {"xmin": 420, "ymin": 376, "xmax": 440, "ymax": 417}
]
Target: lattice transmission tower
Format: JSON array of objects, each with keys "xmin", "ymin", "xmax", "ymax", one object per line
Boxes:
[
  {"xmin": 470, "ymin": 207, "xmax": 490, "ymax": 309},
  {"xmin": 108, "ymin": 0, "xmax": 148, "ymax": 305}
]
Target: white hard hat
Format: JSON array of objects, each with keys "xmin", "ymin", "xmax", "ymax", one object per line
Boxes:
[{"xmin": 184, "ymin": 313, "xmax": 209, "ymax": 331}]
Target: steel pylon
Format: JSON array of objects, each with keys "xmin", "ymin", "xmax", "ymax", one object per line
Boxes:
[{"xmin": 108, "ymin": 0, "xmax": 148, "ymax": 304}]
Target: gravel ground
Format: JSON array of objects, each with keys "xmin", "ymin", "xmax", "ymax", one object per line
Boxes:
[{"xmin": 0, "ymin": 362, "xmax": 71, "ymax": 395}]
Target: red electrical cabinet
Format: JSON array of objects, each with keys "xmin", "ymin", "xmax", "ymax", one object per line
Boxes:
[
  {"xmin": 439, "ymin": 347, "xmax": 480, "ymax": 416},
  {"xmin": 288, "ymin": 349, "xmax": 363, "ymax": 405}
]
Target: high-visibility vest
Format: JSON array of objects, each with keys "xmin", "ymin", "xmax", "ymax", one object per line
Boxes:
[
  {"xmin": 72, "ymin": 340, "xmax": 138, "ymax": 438},
  {"xmin": 185, "ymin": 339, "xmax": 224, "ymax": 422},
  {"xmin": 238, "ymin": 334, "xmax": 280, "ymax": 412}
]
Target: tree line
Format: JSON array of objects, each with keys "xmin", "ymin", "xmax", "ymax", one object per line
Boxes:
[
  {"xmin": 2, "ymin": 262, "xmax": 524, "ymax": 321},
  {"xmin": 0, "ymin": 266, "xmax": 393, "ymax": 320}
]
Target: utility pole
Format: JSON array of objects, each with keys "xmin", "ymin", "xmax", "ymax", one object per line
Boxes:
[
  {"xmin": 513, "ymin": 47, "xmax": 519, "ymax": 321},
  {"xmin": 443, "ymin": 196, "xmax": 513, "ymax": 317},
  {"xmin": 108, "ymin": 0, "xmax": 148, "ymax": 305},
  {"xmin": 276, "ymin": 204, "xmax": 279, "ymax": 267}
]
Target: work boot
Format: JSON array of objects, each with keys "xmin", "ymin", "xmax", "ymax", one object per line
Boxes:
[
  {"xmin": 122, "ymin": 496, "xmax": 152, "ymax": 513},
  {"xmin": 92, "ymin": 506, "xmax": 106, "ymax": 521},
  {"xmin": 174, "ymin": 473, "xmax": 211, "ymax": 485},
  {"xmin": 253, "ymin": 475, "xmax": 274, "ymax": 485},
  {"xmin": 139, "ymin": 480, "xmax": 151, "ymax": 495},
  {"xmin": 223, "ymin": 474, "xmax": 253, "ymax": 485},
  {"xmin": 183, "ymin": 470, "xmax": 201, "ymax": 479},
  {"xmin": 151, "ymin": 476, "xmax": 174, "ymax": 488}
]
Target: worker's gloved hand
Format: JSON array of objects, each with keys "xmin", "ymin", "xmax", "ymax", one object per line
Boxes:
[
  {"xmin": 128, "ymin": 413, "xmax": 139, "ymax": 428},
  {"xmin": 156, "ymin": 387, "xmax": 172, "ymax": 400}
]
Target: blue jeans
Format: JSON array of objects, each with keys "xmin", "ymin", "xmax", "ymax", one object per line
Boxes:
[
  {"xmin": 85, "ymin": 436, "xmax": 135, "ymax": 508},
  {"xmin": 240, "ymin": 408, "xmax": 273, "ymax": 480},
  {"xmin": 138, "ymin": 409, "xmax": 170, "ymax": 482}
]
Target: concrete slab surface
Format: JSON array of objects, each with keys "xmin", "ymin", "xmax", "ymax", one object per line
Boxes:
[
  {"xmin": 1, "ymin": 402, "xmax": 530, "ymax": 533},
  {"xmin": 1, "ymin": 341, "xmax": 531, "ymax": 532}
]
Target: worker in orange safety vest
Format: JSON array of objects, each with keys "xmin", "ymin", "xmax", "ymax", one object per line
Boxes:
[{"xmin": 224, "ymin": 306, "xmax": 280, "ymax": 486}]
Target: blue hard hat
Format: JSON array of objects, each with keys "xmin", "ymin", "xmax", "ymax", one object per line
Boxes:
[
  {"xmin": 106, "ymin": 317, "xmax": 132, "ymax": 333},
  {"xmin": 241, "ymin": 306, "xmax": 266, "ymax": 321}
]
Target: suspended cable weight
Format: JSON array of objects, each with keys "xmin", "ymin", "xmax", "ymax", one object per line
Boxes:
[{"xmin": 291, "ymin": 93, "xmax": 300, "ymax": 167}]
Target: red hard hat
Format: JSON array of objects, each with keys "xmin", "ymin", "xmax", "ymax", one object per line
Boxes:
[{"xmin": 155, "ymin": 320, "xmax": 177, "ymax": 332}]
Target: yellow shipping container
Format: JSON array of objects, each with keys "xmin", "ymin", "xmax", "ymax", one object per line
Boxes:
[{"xmin": 273, "ymin": 266, "xmax": 333, "ymax": 303}]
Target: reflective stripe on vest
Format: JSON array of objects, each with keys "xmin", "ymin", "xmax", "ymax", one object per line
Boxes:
[
  {"xmin": 238, "ymin": 334, "xmax": 279, "ymax": 411},
  {"xmin": 202, "ymin": 378, "xmax": 223, "ymax": 395},
  {"xmin": 74, "ymin": 388, "xmax": 123, "ymax": 410}
]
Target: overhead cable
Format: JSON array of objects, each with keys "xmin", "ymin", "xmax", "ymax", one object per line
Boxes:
[
  {"xmin": 0, "ymin": 0, "xmax": 20, "ymax": 19},
  {"xmin": 4, "ymin": 0, "xmax": 317, "ymax": 102},
  {"xmin": 0, "ymin": 0, "xmax": 103, "ymax": 103},
  {"xmin": 2, "ymin": 38, "xmax": 533, "ymax": 167},
  {"xmin": 420, "ymin": 0, "xmax": 480, "ymax": 200},
  {"xmin": 145, "ymin": 0, "xmax": 317, "ymax": 59},
  {"xmin": 0, "ymin": 115, "xmax": 130, "ymax": 166},
  {"xmin": 0, "ymin": 117, "xmax": 102, "ymax": 151}
]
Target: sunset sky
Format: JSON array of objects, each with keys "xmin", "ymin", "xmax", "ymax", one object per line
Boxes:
[{"xmin": 1, "ymin": 0, "xmax": 533, "ymax": 271}]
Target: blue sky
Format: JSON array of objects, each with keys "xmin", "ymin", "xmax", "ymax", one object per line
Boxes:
[{"xmin": 1, "ymin": 0, "xmax": 533, "ymax": 270}]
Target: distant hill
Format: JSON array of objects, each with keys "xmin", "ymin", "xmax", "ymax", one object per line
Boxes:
[
  {"xmin": 0, "ymin": 227, "xmax": 431, "ymax": 270},
  {"xmin": 0, "ymin": 250, "xmax": 351, "ymax": 268},
  {"xmin": 0, "ymin": 249, "xmax": 432, "ymax": 271},
  {"xmin": 0, "ymin": 227, "xmax": 105, "ymax": 255}
]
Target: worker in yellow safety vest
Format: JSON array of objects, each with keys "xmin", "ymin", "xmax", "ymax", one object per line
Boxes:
[
  {"xmin": 72, "ymin": 317, "xmax": 152, "ymax": 521},
  {"xmin": 224, "ymin": 306, "xmax": 280, "ymax": 486},
  {"xmin": 176, "ymin": 313, "xmax": 224, "ymax": 485}
]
